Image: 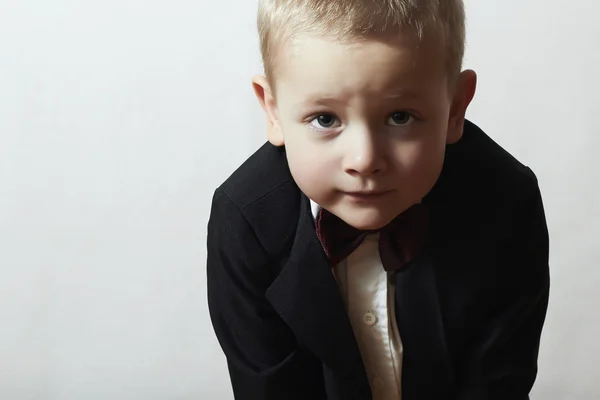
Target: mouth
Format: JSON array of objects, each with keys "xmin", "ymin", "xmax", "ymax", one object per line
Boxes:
[{"xmin": 343, "ymin": 190, "xmax": 392, "ymax": 200}]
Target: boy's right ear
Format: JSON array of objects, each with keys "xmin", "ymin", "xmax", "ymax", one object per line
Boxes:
[{"xmin": 252, "ymin": 75, "xmax": 284, "ymax": 146}]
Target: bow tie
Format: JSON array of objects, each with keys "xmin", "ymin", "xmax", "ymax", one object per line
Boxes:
[{"xmin": 315, "ymin": 204, "xmax": 430, "ymax": 272}]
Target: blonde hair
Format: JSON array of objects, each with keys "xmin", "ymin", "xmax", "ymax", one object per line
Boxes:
[{"xmin": 258, "ymin": 0, "xmax": 465, "ymax": 85}]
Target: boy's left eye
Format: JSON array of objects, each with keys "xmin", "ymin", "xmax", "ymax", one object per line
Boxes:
[{"xmin": 388, "ymin": 112, "xmax": 414, "ymax": 126}]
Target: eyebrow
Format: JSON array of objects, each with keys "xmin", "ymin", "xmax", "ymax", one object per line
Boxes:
[
  {"xmin": 381, "ymin": 89, "xmax": 421, "ymax": 100},
  {"xmin": 298, "ymin": 89, "xmax": 421, "ymax": 106},
  {"xmin": 298, "ymin": 96, "xmax": 348, "ymax": 107}
]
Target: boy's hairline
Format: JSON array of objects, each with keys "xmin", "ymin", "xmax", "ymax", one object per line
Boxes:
[{"xmin": 257, "ymin": 0, "xmax": 466, "ymax": 93}]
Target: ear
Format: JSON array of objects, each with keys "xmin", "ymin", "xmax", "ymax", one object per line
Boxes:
[
  {"xmin": 446, "ymin": 69, "xmax": 477, "ymax": 144},
  {"xmin": 252, "ymin": 75, "xmax": 284, "ymax": 146}
]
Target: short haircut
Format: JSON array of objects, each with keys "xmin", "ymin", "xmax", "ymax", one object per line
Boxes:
[{"xmin": 257, "ymin": 0, "xmax": 466, "ymax": 85}]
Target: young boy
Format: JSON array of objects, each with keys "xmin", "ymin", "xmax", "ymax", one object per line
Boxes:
[{"xmin": 207, "ymin": 1, "xmax": 550, "ymax": 399}]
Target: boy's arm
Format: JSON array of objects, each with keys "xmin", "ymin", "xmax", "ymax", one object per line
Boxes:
[
  {"xmin": 457, "ymin": 171, "xmax": 550, "ymax": 400},
  {"xmin": 207, "ymin": 190, "xmax": 327, "ymax": 400}
]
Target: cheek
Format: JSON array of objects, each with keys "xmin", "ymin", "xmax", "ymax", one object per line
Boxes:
[
  {"xmin": 285, "ymin": 138, "xmax": 331, "ymax": 196},
  {"xmin": 394, "ymin": 136, "xmax": 446, "ymax": 187}
]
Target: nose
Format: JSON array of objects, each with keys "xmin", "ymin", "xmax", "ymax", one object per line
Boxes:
[{"xmin": 342, "ymin": 129, "xmax": 387, "ymax": 177}]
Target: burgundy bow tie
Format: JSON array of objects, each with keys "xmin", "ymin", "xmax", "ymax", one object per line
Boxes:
[{"xmin": 315, "ymin": 204, "xmax": 430, "ymax": 272}]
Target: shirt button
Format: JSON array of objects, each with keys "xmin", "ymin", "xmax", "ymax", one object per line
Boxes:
[{"xmin": 363, "ymin": 312, "xmax": 377, "ymax": 326}]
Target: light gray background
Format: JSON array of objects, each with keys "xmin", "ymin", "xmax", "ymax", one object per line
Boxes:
[{"xmin": 1, "ymin": 0, "xmax": 598, "ymax": 399}]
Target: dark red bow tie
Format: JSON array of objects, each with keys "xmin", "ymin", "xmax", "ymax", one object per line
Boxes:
[{"xmin": 315, "ymin": 204, "xmax": 430, "ymax": 272}]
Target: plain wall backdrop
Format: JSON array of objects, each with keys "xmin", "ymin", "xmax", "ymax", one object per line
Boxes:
[{"xmin": 1, "ymin": 0, "xmax": 598, "ymax": 399}]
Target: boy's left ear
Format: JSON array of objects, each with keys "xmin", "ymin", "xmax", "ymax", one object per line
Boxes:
[{"xmin": 447, "ymin": 69, "xmax": 477, "ymax": 144}]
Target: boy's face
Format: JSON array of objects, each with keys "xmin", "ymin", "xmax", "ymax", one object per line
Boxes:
[{"xmin": 254, "ymin": 34, "xmax": 476, "ymax": 230}]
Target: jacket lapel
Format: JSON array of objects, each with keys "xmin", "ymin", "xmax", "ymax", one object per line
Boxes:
[
  {"xmin": 265, "ymin": 193, "xmax": 370, "ymax": 393},
  {"xmin": 394, "ymin": 247, "xmax": 455, "ymax": 399},
  {"xmin": 395, "ymin": 174, "xmax": 457, "ymax": 399}
]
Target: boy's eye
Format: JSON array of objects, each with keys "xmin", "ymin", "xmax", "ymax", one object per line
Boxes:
[
  {"xmin": 311, "ymin": 114, "xmax": 338, "ymax": 129},
  {"xmin": 388, "ymin": 112, "xmax": 414, "ymax": 126}
]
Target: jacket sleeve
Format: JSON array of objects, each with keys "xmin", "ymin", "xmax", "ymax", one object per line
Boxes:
[
  {"xmin": 456, "ymin": 171, "xmax": 550, "ymax": 400},
  {"xmin": 206, "ymin": 189, "xmax": 327, "ymax": 400}
]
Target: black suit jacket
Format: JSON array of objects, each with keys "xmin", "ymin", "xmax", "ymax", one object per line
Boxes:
[{"xmin": 206, "ymin": 120, "xmax": 550, "ymax": 400}]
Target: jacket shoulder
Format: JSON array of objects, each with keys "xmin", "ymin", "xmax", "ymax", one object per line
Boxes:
[
  {"xmin": 447, "ymin": 120, "xmax": 539, "ymax": 197},
  {"xmin": 217, "ymin": 142, "xmax": 295, "ymax": 209},
  {"xmin": 211, "ymin": 142, "xmax": 300, "ymax": 261}
]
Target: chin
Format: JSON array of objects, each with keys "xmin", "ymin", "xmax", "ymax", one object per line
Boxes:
[
  {"xmin": 339, "ymin": 213, "xmax": 394, "ymax": 231},
  {"xmin": 356, "ymin": 220, "xmax": 391, "ymax": 231}
]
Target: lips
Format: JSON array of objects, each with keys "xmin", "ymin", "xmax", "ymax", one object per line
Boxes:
[
  {"xmin": 347, "ymin": 191, "xmax": 386, "ymax": 195},
  {"xmin": 343, "ymin": 190, "xmax": 392, "ymax": 199}
]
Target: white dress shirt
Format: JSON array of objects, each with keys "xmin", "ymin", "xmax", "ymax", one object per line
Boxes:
[{"xmin": 311, "ymin": 201, "xmax": 403, "ymax": 400}]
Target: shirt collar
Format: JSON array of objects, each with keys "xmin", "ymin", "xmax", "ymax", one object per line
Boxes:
[{"xmin": 310, "ymin": 199, "xmax": 320, "ymax": 221}]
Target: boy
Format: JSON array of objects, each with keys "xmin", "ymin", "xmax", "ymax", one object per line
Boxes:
[{"xmin": 207, "ymin": 0, "xmax": 550, "ymax": 399}]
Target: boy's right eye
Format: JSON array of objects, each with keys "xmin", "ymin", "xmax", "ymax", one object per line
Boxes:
[{"xmin": 310, "ymin": 114, "xmax": 339, "ymax": 129}]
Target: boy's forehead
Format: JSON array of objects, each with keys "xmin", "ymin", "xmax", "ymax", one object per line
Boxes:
[{"xmin": 274, "ymin": 34, "xmax": 447, "ymax": 101}]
